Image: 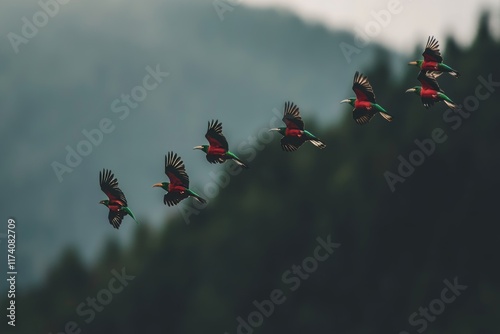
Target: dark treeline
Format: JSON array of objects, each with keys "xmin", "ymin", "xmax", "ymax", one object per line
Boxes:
[{"xmin": 4, "ymin": 14, "xmax": 500, "ymax": 334}]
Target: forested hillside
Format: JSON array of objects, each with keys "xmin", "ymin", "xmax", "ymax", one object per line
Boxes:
[{"xmin": 3, "ymin": 14, "xmax": 499, "ymax": 334}]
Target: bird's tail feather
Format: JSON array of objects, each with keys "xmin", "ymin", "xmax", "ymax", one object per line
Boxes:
[
  {"xmin": 438, "ymin": 92, "xmax": 458, "ymax": 110},
  {"xmin": 373, "ymin": 104, "xmax": 393, "ymax": 122},
  {"xmin": 234, "ymin": 158, "xmax": 249, "ymax": 169},
  {"xmin": 310, "ymin": 139, "xmax": 326, "ymax": 149},
  {"xmin": 193, "ymin": 195, "xmax": 207, "ymax": 205},
  {"xmin": 444, "ymin": 100, "xmax": 459, "ymax": 110},
  {"xmin": 123, "ymin": 207, "xmax": 139, "ymax": 224},
  {"xmin": 227, "ymin": 152, "xmax": 249, "ymax": 169},
  {"xmin": 428, "ymin": 71, "xmax": 443, "ymax": 78},
  {"xmin": 304, "ymin": 131, "xmax": 326, "ymax": 149},
  {"xmin": 188, "ymin": 190, "xmax": 207, "ymax": 205},
  {"xmin": 379, "ymin": 112, "xmax": 393, "ymax": 122},
  {"xmin": 439, "ymin": 63, "xmax": 460, "ymax": 78}
]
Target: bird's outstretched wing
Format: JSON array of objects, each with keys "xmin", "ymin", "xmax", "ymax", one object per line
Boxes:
[
  {"xmin": 417, "ymin": 70, "xmax": 442, "ymax": 92},
  {"xmin": 100, "ymin": 169, "xmax": 127, "ymax": 206},
  {"xmin": 205, "ymin": 120, "xmax": 229, "ymax": 150},
  {"xmin": 353, "ymin": 108, "xmax": 375, "ymax": 125},
  {"xmin": 282, "ymin": 101, "xmax": 304, "ymax": 130},
  {"xmin": 165, "ymin": 152, "xmax": 189, "ymax": 188},
  {"xmin": 352, "ymin": 71, "xmax": 376, "ymax": 103},
  {"xmin": 163, "ymin": 192, "xmax": 183, "ymax": 207},
  {"xmin": 280, "ymin": 136, "xmax": 304, "ymax": 152},
  {"xmin": 206, "ymin": 154, "xmax": 225, "ymax": 164},
  {"xmin": 108, "ymin": 210, "xmax": 125, "ymax": 229},
  {"xmin": 422, "ymin": 36, "xmax": 443, "ymax": 63},
  {"xmin": 421, "ymin": 98, "xmax": 435, "ymax": 109}
]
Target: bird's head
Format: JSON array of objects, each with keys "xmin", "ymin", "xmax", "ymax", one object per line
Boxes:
[
  {"xmin": 408, "ymin": 60, "xmax": 422, "ymax": 67},
  {"xmin": 340, "ymin": 98, "xmax": 356, "ymax": 107},
  {"xmin": 152, "ymin": 182, "xmax": 169, "ymax": 191},
  {"xmin": 193, "ymin": 145, "xmax": 209, "ymax": 153},
  {"xmin": 269, "ymin": 127, "xmax": 286, "ymax": 135},
  {"xmin": 405, "ymin": 86, "xmax": 421, "ymax": 95},
  {"xmin": 99, "ymin": 199, "xmax": 109, "ymax": 206}
]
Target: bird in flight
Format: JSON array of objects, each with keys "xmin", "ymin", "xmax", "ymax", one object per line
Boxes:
[
  {"xmin": 99, "ymin": 169, "xmax": 139, "ymax": 229},
  {"xmin": 406, "ymin": 70, "xmax": 459, "ymax": 109},
  {"xmin": 341, "ymin": 71, "xmax": 393, "ymax": 125},
  {"xmin": 408, "ymin": 36, "xmax": 460, "ymax": 78},
  {"xmin": 153, "ymin": 152, "xmax": 207, "ymax": 207},
  {"xmin": 194, "ymin": 119, "xmax": 248, "ymax": 169},
  {"xmin": 269, "ymin": 101, "xmax": 326, "ymax": 152}
]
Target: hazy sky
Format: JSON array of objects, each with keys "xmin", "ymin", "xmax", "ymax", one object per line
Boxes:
[{"xmin": 243, "ymin": 0, "xmax": 500, "ymax": 52}]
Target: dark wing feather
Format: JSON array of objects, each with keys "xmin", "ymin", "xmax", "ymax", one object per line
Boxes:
[
  {"xmin": 417, "ymin": 70, "xmax": 442, "ymax": 92},
  {"xmin": 422, "ymin": 36, "xmax": 443, "ymax": 63},
  {"xmin": 280, "ymin": 136, "xmax": 304, "ymax": 152},
  {"xmin": 353, "ymin": 108, "xmax": 375, "ymax": 125},
  {"xmin": 282, "ymin": 101, "xmax": 304, "ymax": 130},
  {"xmin": 205, "ymin": 120, "xmax": 229, "ymax": 150},
  {"xmin": 99, "ymin": 169, "xmax": 127, "ymax": 206},
  {"xmin": 352, "ymin": 71, "xmax": 376, "ymax": 103},
  {"xmin": 206, "ymin": 154, "xmax": 225, "ymax": 164},
  {"xmin": 164, "ymin": 192, "xmax": 184, "ymax": 207},
  {"xmin": 421, "ymin": 97, "xmax": 435, "ymax": 109},
  {"xmin": 108, "ymin": 210, "xmax": 125, "ymax": 229},
  {"xmin": 165, "ymin": 152, "xmax": 189, "ymax": 188}
]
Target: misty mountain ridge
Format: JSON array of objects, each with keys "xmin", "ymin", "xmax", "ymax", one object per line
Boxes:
[{"xmin": 1, "ymin": 0, "xmax": 405, "ymax": 288}]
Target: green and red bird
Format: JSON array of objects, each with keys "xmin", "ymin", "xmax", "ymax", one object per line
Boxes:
[
  {"xmin": 340, "ymin": 71, "xmax": 393, "ymax": 125},
  {"xmin": 408, "ymin": 36, "xmax": 460, "ymax": 78},
  {"xmin": 152, "ymin": 152, "xmax": 207, "ymax": 207},
  {"xmin": 406, "ymin": 70, "xmax": 459, "ymax": 110},
  {"xmin": 269, "ymin": 101, "xmax": 326, "ymax": 152},
  {"xmin": 194, "ymin": 119, "xmax": 248, "ymax": 169},
  {"xmin": 99, "ymin": 169, "xmax": 138, "ymax": 229}
]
